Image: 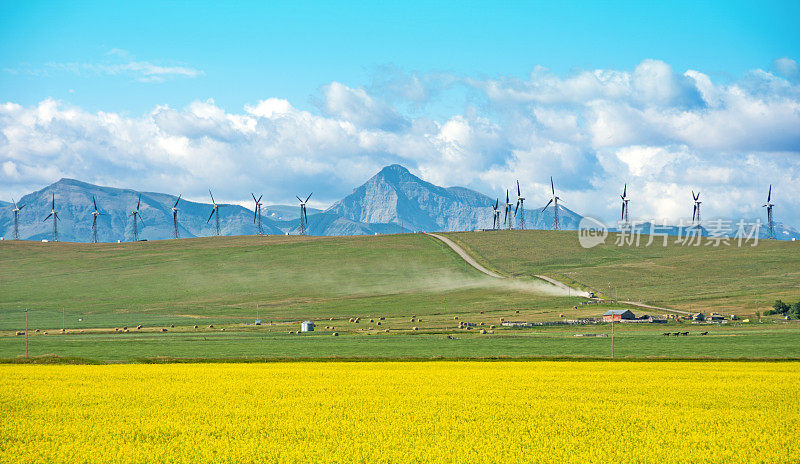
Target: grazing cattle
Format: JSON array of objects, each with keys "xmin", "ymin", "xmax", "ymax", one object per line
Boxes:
[
  {"xmin": 662, "ymin": 332, "xmax": 670, "ymax": 336},
  {"xmin": 681, "ymin": 332, "xmax": 689, "ymax": 336},
  {"xmin": 672, "ymin": 332, "xmax": 680, "ymax": 336},
  {"xmin": 700, "ymin": 331, "xmax": 709, "ymax": 336}
]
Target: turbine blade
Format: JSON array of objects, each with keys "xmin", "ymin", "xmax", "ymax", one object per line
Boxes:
[
  {"xmin": 551, "ymin": 177, "xmax": 554, "ymax": 194},
  {"xmin": 174, "ymin": 194, "xmax": 181, "ymax": 208},
  {"xmin": 296, "ymin": 195, "xmax": 303, "ymax": 203},
  {"xmin": 52, "ymin": 193, "xmax": 55, "ymax": 209},
  {"xmin": 494, "ymin": 199, "xmax": 499, "ymax": 209},
  {"xmin": 517, "ymin": 180, "xmax": 520, "ymax": 197},
  {"xmin": 252, "ymin": 193, "xmax": 257, "ymax": 202},
  {"xmin": 137, "ymin": 193, "xmax": 141, "ymax": 211},
  {"xmin": 505, "ymin": 189, "xmax": 509, "ymax": 203},
  {"xmin": 207, "ymin": 209, "xmax": 216, "ymax": 223},
  {"xmin": 209, "ymin": 189, "xmax": 216, "ymax": 205},
  {"xmin": 621, "ymin": 203, "xmax": 625, "ymax": 220},
  {"xmin": 767, "ymin": 185, "xmax": 772, "ymax": 202},
  {"xmin": 19, "ymin": 204, "xmax": 25, "ymax": 210},
  {"xmin": 258, "ymin": 194, "xmax": 263, "ymax": 203},
  {"xmin": 623, "ymin": 183, "xmax": 627, "ymax": 197},
  {"xmin": 306, "ymin": 192, "xmax": 313, "ymax": 202},
  {"xmin": 254, "ymin": 209, "xmax": 257, "ymax": 223},
  {"xmin": 93, "ymin": 196, "xmax": 97, "ymax": 211},
  {"xmin": 514, "ymin": 201, "xmax": 519, "ymax": 215},
  {"xmin": 44, "ymin": 212, "xmax": 52, "ymax": 222},
  {"xmin": 542, "ymin": 199, "xmax": 553, "ymax": 212},
  {"xmin": 693, "ymin": 205, "xmax": 697, "ymax": 221}
]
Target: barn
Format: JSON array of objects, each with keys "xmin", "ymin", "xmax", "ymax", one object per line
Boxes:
[
  {"xmin": 603, "ymin": 309, "xmax": 635, "ymax": 322},
  {"xmin": 301, "ymin": 321, "xmax": 315, "ymax": 332}
]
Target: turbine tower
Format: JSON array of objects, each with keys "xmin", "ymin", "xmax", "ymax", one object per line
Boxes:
[
  {"xmin": 515, "ymin": 180, "xmax": 525, "ymax": 230},
  {"xmin": 11, "ymin": 198, "xmax": 25, "ymax": 240},
  {"xmin": 130, "ymin": 194, "xmax": 144, "ymax": 241},
  {"xmin": 252, "ymin": 193, "xmax": 263, "ymax": 236},
  {"xmin": 763, "ymin": 185, "xmax": 774, "ymax": 239},
  {"xmin": 207, "ymin": 190, "xmax": 221, "ymax": 236},
  {"xmin": 620, "ymin": 184, "xmax": 630, "ymax": 227},
  {"xmin": 503, "ymin": 190, "xmax": 514, "ymax": 230},
  {"xmin": 542, "ymin": 177, "xmax": 562, "ymax": 230},
  {"xmin": 491, "ymin": 199, "xmax": 500, "ymax": 230},
  {"xmin": 171, "ymin": 194, "xmax": 181, "ymax": 239},
  {"xmin": 691, "ymin": 190, "xmax": 702, "ymax": 227},
  {"xmin": 90, "ymin": 196, "xmax": 103, "ymax": 243},
  {"xmin": 43, "ymin": 193, "xmax": 59, "ymax": 242},
  {"xmin": 297, "ymin": 193, "xmax": 312, "ymax": 235}
]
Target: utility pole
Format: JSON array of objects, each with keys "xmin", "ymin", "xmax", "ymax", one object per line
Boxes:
[
  {"xmin": 611, "ymin": 319, "xmax": 615, "ymax": 359},
  {"xmin": 25, "ymin": 308, "xmax": 29, "ymax": 357},
  {"xmin": 62, "ymin": 308, "xmax": 65, "ymax": 331}
]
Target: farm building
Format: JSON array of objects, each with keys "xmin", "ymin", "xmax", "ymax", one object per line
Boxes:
[
  {"xmin": 602, "ymin": 309, "xmax": 635, "ymax": 322},
  {"xmin": 692, "ymin": 313, "xmax": 706, "ymax": 321},
  {"xmin": 301, "ymin": 321, "xmax": 315, "ymax": 332}
]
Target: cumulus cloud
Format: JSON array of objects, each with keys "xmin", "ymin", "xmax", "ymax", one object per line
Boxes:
[{"xmin": 1, "ymin": 59, "xmax": 799, "ymax": 226}]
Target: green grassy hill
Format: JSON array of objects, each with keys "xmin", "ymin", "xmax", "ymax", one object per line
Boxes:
[
  {"xmin": 0, "ymin": 234, "xmax": 576, "ymax": 331},
  {"xmin": 2, "ymin": 231, "xmax": 798, "ymax": 362},
  {"xmin": 447, "ymin": 230, "xmax": 800, "ymax": 314}
]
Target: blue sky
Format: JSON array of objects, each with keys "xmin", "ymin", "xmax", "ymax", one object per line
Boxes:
[
  {"xmin": 2, "ymin": 0, "xmax": 797, "ymax": 113},
  {"xmin": 1, "ymin": 0, "xmax": 799, "ymax": 228}
]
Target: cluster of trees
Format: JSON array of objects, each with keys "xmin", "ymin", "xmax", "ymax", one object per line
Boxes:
[{"xmin": 765, "ymin": 300, "xmax": 800, "ymax": 318}]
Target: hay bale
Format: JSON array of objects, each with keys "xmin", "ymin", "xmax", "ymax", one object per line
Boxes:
[
  {"xmin": 333, "ymin": 332, "xmax": 339, "ymax": 336},
  {"xmin": 490, "ymin": 325, "xmax": 496, "ymax": 329},
  {"xmin": 384, "ymin": 329, "xmax": 389, "ymax": 333},
  {"xmin": 123, "ymin": 326, "xmax": 127, "ymax": 330},
  {"xmin": 479, "ymin": 322, "xmax": 484, "ymax": 326},
  {"xmin": 410, "ymin": 318, "xmax": 416, "ymax": 322},
  {"xmin": 170, "ymin": 324, "xmax": 174, "ymax": 328},
  {"xmin": 376, "ymin": 321, "xmax": 381, "ymax": 326},
  {"xmin": 369, "ymin": 319, "xmax": 374, "ymax": 323},
  {"xmin": 329, "ymin": 317, "xmax": 334, "ymax": 321},
  {"xmin": 480, "ymin": 311, "xmax": 484, "ymax": 314},
  {"xmin": 221, "ymin": 328, "xmax": 225, "ymax": 331},
  {"xmin": 559, "ymin": 314, "xmax": 565, "ymax": 318},
  {"xmin": 412, "ymin": 326, "xmax": 418, "ymax": 331},
  {"xmin": 161, "ymin": 328, "xmax": 168, "ymax": 332},
  {"xmin": 16, "ymin": 331, "xmax": 24, "ymax": 336},
  {"xmin": 379, "ymin": 317, "xmax": 385, "ymax": 320},
  {"xmin": 43, "ymin": 331, "xmax": 48, "ymax": 335},
  {"xmin": 355, "ymin": 317, "xmax": 360, "ymax": 323},
  {"xmin": 208, "ymin": 325, "xmax": 214, "ymax": 328},
  {"xmin": 454, "ymin": 316, "xmax": 459, "ymax": 320},
  {"xmin": 480, "ymin": 329, "xmax": 487, "ymax": 334},
  {"xmin": 35, "ymin": 329, "xmax": 40, "ymax": 333},
  {"xmin": 499, "ymin": 318, "xmax": 505, "ymax": 322},
  {"xmin": 515, "ymin": 310, "xmax": 520, "ymax": 314},
  {"xmin": 136, "ymin": 325, "xmax": 142, "ymax": 330},
  {"xmin": 417, "ymin": 318, "xmax": 422, "ymax": 322},
  {"xmin": 349, "ymin": 318, "xmax": 354, "ymax": 323},
  {"xmin": 194, "ymin": 325, "xmax": 198, "ymax": 329}
]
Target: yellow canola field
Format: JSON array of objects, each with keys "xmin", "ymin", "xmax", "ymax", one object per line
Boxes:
[{"xmin": 1, "ymin": 362, "xmax": 798, "ymax": 463}]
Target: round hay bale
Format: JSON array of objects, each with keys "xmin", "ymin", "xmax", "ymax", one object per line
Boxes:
[
  {"xmin": 490, "ymin": 325, "xmax": 496, "ymax": 329},
  {"xmin": 333, "ymin": 332, "xmax": 339, "ymax": 336},
  {"xmin": 136, "ymin": 325, "xmax": 142, "ymax": 330},
  {"xmin": 123, "ymin": 326, "xmax": 127, "ymax": 330},
  {"xmin": 194, "ymin": 325, "xmax": 198, "ymax": 329},
  {"xmin": 161, "ymin": 328, "xmax": 168, "ymax": 332},
  {"xmin": 499, "ymin": 318, "xmax": 505, "ymax": 322},
  {"xmin": 377, "ymin": 321, "xmax": 381, "ymax": 325},
  {"xmin": 480, "ymin": 311, "xmax": 484, "ymax": 314},
  {"xmin": 454, "ymin": 316, "xmax": 459, "ymax": 320},
  {"xmin": 384, "ymin": 329, "xmax": 389, "ymax": 333},
  {"xmin": 379, "ymin": 317, "xmax": 385, "ymax": 320},
  {"xmin": 479, "ymin": 322, "xmax": 484, "ymax": 326},
  {"xmin": 16, "ymin": 331, "xmax": 24, "ymax": 336},
  {"xmin": 410, "ymin": 318, "xmax": 415, "ymax": 322},
  {"xmin": 349, "ymin": 318, "xmax": 354, "ymax": 323},
  {"xmin": 480, "ymin": 329, "xmax": 487, "ymax": 334},
  {"xmin": 170, "ymin": 324, "xmax": 174, "ymax": 328},
  {"xmin": 515, "ymin": 310, "xmax": 520, "ymax": 314},
  {"xmin": 370, "ymin": 319, "xmax": 374, "ymax": 323},
  {"xmin": 35, "ymin": 329, "xmax": 40, "ymax": 333},
  {"xmin": 209, "ymin": 325, "xmax": 214, "ymax": 328},
  {"xmin": 43, "ymin": 331, "xmax": 48, "ymax": 335},
  {"xmin": 418, "ymin": 318, "xmax": 422, "ymax": 322},
  {"xmin": 559, "ymin": 314, "xmax": 565, "ymax": 318},
  {"xmin": 329, "ymin": 317, "xmax": 334, "ymax": 321},
  {"xmin": 412, "ymin": 326, "xmax": 418, "ymax": 331},
  {"xmin": 355, "ymin": 317, "xmax": 360, "ymax": 323}
]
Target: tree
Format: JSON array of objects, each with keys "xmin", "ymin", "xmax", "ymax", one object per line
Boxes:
[
  {"xmin": 791, "ymin": 301, "xmax": 800, "ymax": 319},
  {"xmin": 772, "ymin": 300, "xmax": 790, "ymax": 315}
]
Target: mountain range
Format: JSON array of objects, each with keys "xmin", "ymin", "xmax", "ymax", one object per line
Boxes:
[{"xmin": 0, "ymin": 164, "xmax": 795, "ymax": 242}]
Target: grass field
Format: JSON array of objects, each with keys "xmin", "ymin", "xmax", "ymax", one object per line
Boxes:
[
  {"xmin": 2, "ymin": 362, "xmax": 798, "ymax": 463},
  {"xmin": 447, "ymin": 230, "xmax": 800, "ymax": 314},
  {"xmin": 1, "ymin": 231, "xmax": 798, "ymax": 361}
]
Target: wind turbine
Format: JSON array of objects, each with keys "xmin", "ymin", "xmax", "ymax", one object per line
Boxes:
[
  {"xmin": 620, "ymin": 184, "xmax": 630, "ymax": 227},
  {"xmin": 43, "ymin": 193, "xmax": 59, "ymax": 241},
  {"xmin": 542, "ymin": 177, "xmax": 562, "ymax": 230},
  {"xmin": 90, "ymin": 196, "xmax": 103, "ymax": 243},
  {"xmin": 297, "ymin": 193, "xmax": 312, "ymax": 235},
  {"xmin": 763, "ymin": 185, "xmax": 774, "ymax": 239},
  {"xmin": 171, "ymin": 194, "xmax": 181, "ymax": 239},
  {"xmin": 252, "ymin": 193, "xmax": 263, "ymax": 236},
  {"xmin": 130, "ymin": 194, "xmax": 144, "ymax": 241},
  {"xmin": 207, "ymin": 190, "xmax": 221, "ymax": 236},
  {"xmin": 11, "ymin": 198, "xmax": 24, "ymax": 240},
  {"xmin": 691, "ymin": 190, "xmax": 702, "ymax": 227},
  {"xmin": 515, "ymin": 180, "xmax": 525, "ymax": 230},
  {"xmin": 491, "ymin": 199, "xmax": 500, "ymax": 230},
  {"xmin": 503, "ymin": 189, "xmax": 514, "ymax": 230}
]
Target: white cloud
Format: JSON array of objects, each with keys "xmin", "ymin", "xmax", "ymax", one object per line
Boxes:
[{"xmin": 1, "ymin": 59, "xmax": 799, "ymax": 227}]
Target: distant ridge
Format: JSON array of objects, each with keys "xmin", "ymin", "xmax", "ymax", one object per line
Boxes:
[{"xmin": 1, "ymin": 166, "xmax": 797, "ymax": 241}]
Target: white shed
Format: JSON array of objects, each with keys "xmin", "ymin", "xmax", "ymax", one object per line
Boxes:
[{"xmin": 301, "ymin": 321, "xmax": 315, "ymax": 332}]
